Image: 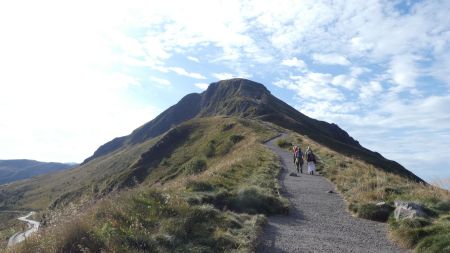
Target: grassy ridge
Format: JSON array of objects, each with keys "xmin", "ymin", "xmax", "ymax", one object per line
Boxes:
[
  {"xmin": 7, "ymin": 117, "xmax": 287, "ymax": 252},
  {"xmin": 279, "ymin": 133, "xmax": 450, "ymax": 252}
]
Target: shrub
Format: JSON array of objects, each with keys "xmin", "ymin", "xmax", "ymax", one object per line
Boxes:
[
  {"xmin": 276, "ymin": 139, "xmax": 291, "ymax": 148},
  {"xmin": 184, "ymin": 159, "xmax": 207, "ymax": 175},
  {"xmin": 186, "ymin": 181, "xmax": 215, "ymax": 192},
  {"xmin": 204, "ymin": 140, "xmax": 216, "ymax": 158},
  {"xmin": 357, "ymin": 203, "xmax": 394, "ymax": 222},
  {"xmin": 415, "ymin": 233, "xmax": 450, "ymax": 253},
  {"xmin": 221, "ymin": 123, "xmax": 235, "ymax": 131},
  {"xmin": 399, "ymin": 218, "xmax": 432, "ymax": 229},
  {"xmin": 430, "ymin": 200, "xmax": 450, "ymax": 213},
  {"xmin": 229, "ymin": 186, "xmax": 289, "ymax": 215},
  {"xmin": 229, "ymin": 135, "xmax": 244, "ymax": 144},
  {"xmin": 217, "ymin": 141, "xmax": 234, "ymax": 155}
]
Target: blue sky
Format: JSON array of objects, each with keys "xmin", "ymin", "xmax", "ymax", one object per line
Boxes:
[{"xmin": 0, "ymin": 0, "xmax": 449, "ymax": 184}]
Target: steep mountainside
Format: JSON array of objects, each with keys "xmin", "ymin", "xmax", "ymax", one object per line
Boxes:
[
  {"xmin": 84, "ymin": 78, "xmax": 422, "ymax": 182},
  {"xmin": 0, "ymin": 160, "xmax": 74, "ymax": 185}
]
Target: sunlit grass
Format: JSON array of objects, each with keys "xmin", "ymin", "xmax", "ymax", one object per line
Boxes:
[
  {"xmin": 279, "ymin": 132, "xmax": 450, "ymax": 252},
  {"xmin": 7, "ymin": 117, "xmax": 285, "ymax": 252}
]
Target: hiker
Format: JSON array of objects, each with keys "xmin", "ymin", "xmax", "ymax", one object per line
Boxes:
[
  {"xmin": 292, "ymin": 145, "xmax": 299, "ymax": 164},
  {"xmin": 294, "ymin": 146, "xmax": 304, "ymax": 173},
  {"xmin": 306, "ymin": 146, "xmax": 317, "ymax": 175}
]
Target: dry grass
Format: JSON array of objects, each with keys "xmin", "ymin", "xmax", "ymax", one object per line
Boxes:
[
  {"xmin": 282, "ymin": 132, "xmax": 450, "ymax": 252},
  {"xmin": 5, "ymin": 117, "xmax": 284, "ymax": 253},
  {"xmin": 431, "ymin": 177, "xmax": 450, "ymax": 191}
]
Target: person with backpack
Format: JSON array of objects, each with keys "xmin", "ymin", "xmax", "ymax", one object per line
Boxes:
[
  {"xmin": 294, "ymin": 146, "xmax": 304, "ymax": 173},
  {"xmin": 306, "ymin": 146, "xmax": 317, "ymax": 175}
]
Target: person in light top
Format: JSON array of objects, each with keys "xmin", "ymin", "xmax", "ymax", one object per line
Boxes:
[
  {"xmin": 292, "ymin": 145, "xmax": 299, "ymax": 164},
  {"xmin": 305, "ymin": 146, "xmax": 317, "ymax": 175}
]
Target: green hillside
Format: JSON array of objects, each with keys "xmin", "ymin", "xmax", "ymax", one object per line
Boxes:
[
  {"xmin": 4, "ymin": 117, "xmax": 449, "ymax": 253},
  {"xmin": 1, "ymin": 79, "xmax": 447, "ymax": 252},
  {"xmin": 6, "ymin": 117, "xmax": 289, "ymax": 252}
]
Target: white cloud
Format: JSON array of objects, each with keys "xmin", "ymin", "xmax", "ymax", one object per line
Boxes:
[
  {"xmin": 149, "ymin": 76, "xmax": 171, "ymax": 86},
  {"xmin": 273, "ymin": 79, "xmax": 291, "ymax": 88},
  {"xmin": 359, "ymin": 81, "xmax": 383, "ymax": 101},
  {"xmin": 168, "ymin": 67, "xmax": 206, "ymax": 79},
  {"xmin": 281, "ymin": 57, "xmax": 307, "ymax": 71},
  {"xmin": 195, "ymin": 83, "xmax": 209, "ymax": 90},
  {"xmin": 312, "ymin": 53, "xmax": 351, "ymax": 66},
  {"xmin": 187, "ymin": 56, "xmax": 200, "ymax": 63},
  {"xmin": 388, "ymin": 54, "xmax": 419, "ymax": 93},
  {"xmin": 331, "ymin": 75, "xmax": 358, "ymax": 89},
  {"xmin": 212, "ymin": 72, "xmax": 234, "ymax": 80},
  {"xmin": 284, "ymin": 72, "xmax": 345, "ymax": 102}
]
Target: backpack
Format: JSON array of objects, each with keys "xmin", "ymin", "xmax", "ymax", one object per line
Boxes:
[
  {"xmin": 307, "ymin": 152, "xmax": 315, "ymax": 162},
  {"xmin": 296, "ymin": 149, "xmax": 302, "ymax": 158}
]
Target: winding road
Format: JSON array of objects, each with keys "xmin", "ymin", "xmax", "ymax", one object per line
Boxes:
[
  {"xmin": 7, "ymin": 211, "xmax": 40, "ymax": 247},
  {"xmin": 257, "ymin": 135, "xmax": 407, "ymax": 253}
]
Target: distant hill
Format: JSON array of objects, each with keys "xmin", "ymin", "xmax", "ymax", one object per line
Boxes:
[{"xmin": 0, "ymin": 159, "xmax": 75, "ymax": 185}]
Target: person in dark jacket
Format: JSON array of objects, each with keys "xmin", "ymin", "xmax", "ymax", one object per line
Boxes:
[{"xmin": 294, "ymin": 146, "xmax": 303, "ymax": 173}]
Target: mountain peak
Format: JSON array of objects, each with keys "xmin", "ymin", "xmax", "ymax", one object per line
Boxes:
[
  {"xmin": 82, "ymin": 78, "xmax": 423, "ymax": 183},
  {"xmin": 202, "ymin": 79, "xmax": 270, "ymax": 105},
  {"xmin": 205, "ymin": 78, "xmax": 270, "ymax": 98}
]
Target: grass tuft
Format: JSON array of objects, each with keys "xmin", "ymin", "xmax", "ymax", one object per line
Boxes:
[
  {"xmin": 276, "ymin": 139, "xmax": 292, "ymax": 149},
  {"xmin": 356, "ymin": 203, "xmax": 394, "ymax": 222}
]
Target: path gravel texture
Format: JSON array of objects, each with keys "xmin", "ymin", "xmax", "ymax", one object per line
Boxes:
[
  {"xmin": 257, "ymin": 135, "xmax": 407, "ymax": 253},
  {"xmin": 7, "ymin": 211, "xmax": 40, "ymax": 247}
]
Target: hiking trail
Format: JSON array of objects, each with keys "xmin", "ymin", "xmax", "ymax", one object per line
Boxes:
[
  {"xmin": 257, "ymin": 134, "xmax": 407, "ymax": 253},
  {"xmin": 7, "ymin": 211, "xmax": 40, "ymax": 247}
]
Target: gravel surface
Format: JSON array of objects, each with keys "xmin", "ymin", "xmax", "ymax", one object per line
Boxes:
[{"xmin": 257, "ymin": 135, "xmax": 407, "ymax": 253}]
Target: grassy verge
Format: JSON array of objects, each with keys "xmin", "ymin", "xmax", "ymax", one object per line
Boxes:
[
  {"xmin": 278, "ymin": 133, "xmax": 450, "ymax": 252},
  {"xmin": 0, "ymin": 212, "xmax": 27, "ymax": 249},
  {"xmin": 7, "ymin": 117, "xmax": 287, "ymax": 253}
]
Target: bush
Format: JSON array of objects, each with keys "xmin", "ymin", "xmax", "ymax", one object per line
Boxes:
[
  {"xmin": 229, "ymin": 135, "xmax": 244, "ymax": 144},
  {"xmin": 430, "ymin": 200, "xmax": 450, "ymax": 213},
  {"xmin": 229, "ymin": 186, "xmax": 288, "ymax": 215},
  {"xmin": 184, "ymin": 159, "xmax": 207, "ymax": 175},
  {"xmin": 221, "ymin": 123, "xmax": 235, "ymax": 131},
  {"xmin": 404, "ymin": 218, "xmax": 432, "ymax": 229},
  {"xmin": 204, "ymin": 140, "xmax": 216, "ymax": 158},
  {"xmin": 186, "ymin": 181, "xmax": 215, "ymax": 192},
  {"xmin": 357, "ymin": 203, "xmax": 394, "ymax": 222},
  {"xmin": 415, "ymin": 233, "xmax": 450, "ymax": 253},
  {"xmin": 276, "ymin": 139, "xmax": 291, "ymax": 148}
]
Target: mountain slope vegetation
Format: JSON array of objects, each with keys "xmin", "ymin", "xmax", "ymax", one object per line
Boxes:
[
  {"xmin": 84, "ymin": 79, "xmax": 422, "ymax": 182},
  {"xmin": 2, "ymin": 78, "xmax": 445, "ymax": 252},
  {"xmin": 7, "ymin": 117, "xmax": 289, "ymax": 252},
  {"xmin": 276, "ymin": 133, "xmax": 450, "ymax": 253}
]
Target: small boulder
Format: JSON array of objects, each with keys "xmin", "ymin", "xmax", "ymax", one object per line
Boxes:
[
  {"xmin": 327, "ymin": 190, "xmax": 334, "ymax": 194},
  {"xmin": 394, "ymin": 201, "xmax": 427, "ymax": 221}
]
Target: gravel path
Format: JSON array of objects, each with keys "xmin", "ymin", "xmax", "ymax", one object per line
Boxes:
[
  {"xmin": 257, "ymin": 135, "xmax": 407, "ymax": 253},
  {"xmin": 7, "ymin": 211, "xmax": 40, "ymax": 247}
]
